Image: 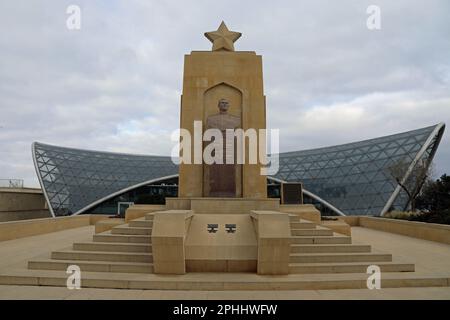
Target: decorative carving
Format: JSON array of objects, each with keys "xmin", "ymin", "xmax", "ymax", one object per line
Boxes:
[
  {"xmin": 204, "ymin": 21, "xmax": 242, "ymax": 52},
  {"xmin": 225, "ymin": 224, "xmax": 237, "ymax": 233},
  {"xmin": 207, "ymin": 224, "xmax": 219, "ymax": 233}
]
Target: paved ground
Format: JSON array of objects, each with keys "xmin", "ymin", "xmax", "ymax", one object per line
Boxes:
[
  {"xmin": 0, "ymin": 285, "xmax": 450, "ymax": 300},
  {"xmin": 0, "ymin": 225, "xmax": 449, "ymax": 299},
  {"xmin": 351, "ymin": 227, "xmax": 450, "ymax": 275}
]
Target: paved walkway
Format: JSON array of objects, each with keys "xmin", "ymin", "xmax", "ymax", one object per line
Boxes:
[
  {"xmin": 351, "ymin": 227, "xmax": 450, "ymax": 275},
  {"xmin": 0, "ymin": 285, "xmax": 449, "ymax": 300},
  {"xmin": 0, "ymin": 225, "xmax": 449, "ymax": 299}
]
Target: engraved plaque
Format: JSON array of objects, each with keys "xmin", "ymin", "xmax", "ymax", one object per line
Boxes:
[{"xmin": 281, "ymin": 183, "xmax": 303, "ymax": 204}]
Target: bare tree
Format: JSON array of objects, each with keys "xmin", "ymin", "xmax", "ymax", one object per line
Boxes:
[{"xmin": 387, "ymin": 159, "xmax": 433, "ymax": 212}]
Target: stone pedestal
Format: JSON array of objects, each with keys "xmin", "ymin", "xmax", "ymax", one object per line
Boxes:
[
  {"xmin": 151, "ymin": 210, "xmax": 193, "ymax": 274},
  {"xmin": 166, "ymin": 197, "xmax": 279, "ymax": 214},
  {"xmin": 251, "ymin": 211, "xmax": 291, "ymax": 275},
  {"xmin": 185, "ymin": 214, "xmax": 257, "ymax": 272}
]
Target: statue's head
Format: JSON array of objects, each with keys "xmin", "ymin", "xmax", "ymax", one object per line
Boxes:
[{"xmin": 218, "ymin": 98, "xmax": 230, "ymax": 113}]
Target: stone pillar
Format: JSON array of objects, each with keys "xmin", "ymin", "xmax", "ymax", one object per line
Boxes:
[
  {"xmin": 151, "ymin": 210, "xmax": 193, "ymax": 274},
  {"xmin": 251, "ymin": 211, "xmax": 291, "ymax": 275},
  {"xmin": 178, "ymin": 50, "xmax": 267, "ymax": 199}
]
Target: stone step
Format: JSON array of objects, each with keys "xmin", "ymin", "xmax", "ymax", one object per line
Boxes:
[
  {"xmin": 0, "ymin": 270, "xmax": 447, "ymax": 291},
  {"xmin": 51, "ymin": 250, "xmax": 153, "ymax": 263},
  {"xmin": 289, "ymin": 214, "xmax": 300, "ymax": 222},
  {"xmin": 128, "ymin": 219, "xmax": 153, "ymax": 228},
  {"xmin": 73, "ymin": 242, "xmax": 152, "ymax": 253},
  {"xmin": 111, "ymin": 226, "xmax": 152, "ymax": 235},
  {"xmin": 145, "ymin": 213, "xmax": 155, "ymax": 221},
  {"xmin": 291, "ymin": 244, "xmax": 371, "ymax": 254},
  {"xmin": 291, "ymin": 228, "xmax": 333, "ymax": 236},
  {"xmin": 93, "ymin": 233, "xmax": 151, "ymax": 244},
  {"xmin": 290, "ymin": 221, "xmax": 316, "ymax": 229},
  {"xmin": 28, "ymin": 259, "xmax": 153, "ymax": 274},
  {"xmin": 290, "ymin": 253, "xmax": 392, "ymax": 264},
  {"xmin": 289, "ymin": 262, "xmax": 415, "ymax": 274},
  {"xmin": 291, "ymin": 236, "xmax": 352, "ymax": 244}
]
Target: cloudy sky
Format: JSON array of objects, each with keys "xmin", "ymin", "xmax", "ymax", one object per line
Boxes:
[{"xmin": 1, "ymin": 0, "xmax": 449, "ymax": 187}]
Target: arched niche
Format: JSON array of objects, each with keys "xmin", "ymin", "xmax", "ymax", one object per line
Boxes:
[
  {"xmin": 202, "ymin": 82, "xmax": 243, "ymax": 197},
  {"xmin": 203, "ymin": 82, "xmax": 242, "ymax": 125}
]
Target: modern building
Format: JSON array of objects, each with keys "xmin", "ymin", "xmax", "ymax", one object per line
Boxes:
[{"xmin": 33, "ymin": 123, "xmax": 445, "ymax": 218}]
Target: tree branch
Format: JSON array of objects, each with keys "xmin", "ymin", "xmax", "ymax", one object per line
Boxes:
[{"xmin": 396, "ymin": 177, "xmax": 412, "ymax": 199}]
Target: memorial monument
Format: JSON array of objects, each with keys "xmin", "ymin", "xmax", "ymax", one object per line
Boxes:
[
  {"xmin": 178, "ymin": 21, "xmax": 267, "ymax": 199},
  {"xmin": 1, "ymin": 22, "xmax": 431, "ymax": 293}
]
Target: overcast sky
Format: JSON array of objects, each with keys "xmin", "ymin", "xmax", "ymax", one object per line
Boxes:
[{"xmin": 1, "ymin": 0, "xmax": 449, "ymax": 187}]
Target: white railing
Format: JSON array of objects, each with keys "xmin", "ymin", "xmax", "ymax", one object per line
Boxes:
[{"xmin": 0, "ymin": 179, "xmax": 24, "ymax": 188}]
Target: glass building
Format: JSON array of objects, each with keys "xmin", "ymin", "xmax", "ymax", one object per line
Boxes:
[{"xmin": 33, "ymin": 123, "xmax": 445, "ymax": 217}]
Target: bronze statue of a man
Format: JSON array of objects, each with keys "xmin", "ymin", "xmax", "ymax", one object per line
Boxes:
[
  {"xmin": 205, "ymin": 98, "xmax": 241, "ymax": 197},
  {"xmin": 206, "ymin": 98, "xmax": 240, "ymax": 131}
]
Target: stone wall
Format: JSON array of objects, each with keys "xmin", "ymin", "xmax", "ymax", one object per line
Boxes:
[
  {"xmin": 0, "ymin": 210, "xmax": 51, "ymax": 222},
  {"xmin": 0, "ymin": 188, "xmax": 46, "ymax": 212},
  {"xmin": 331, "ymin": 216, "xmax": 450, "ymax": 245}
]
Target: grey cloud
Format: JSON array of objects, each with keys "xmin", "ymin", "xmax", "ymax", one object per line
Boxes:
[{"xmin": 0, "ymin": 0, "xmax": 449, "ymax": 187}]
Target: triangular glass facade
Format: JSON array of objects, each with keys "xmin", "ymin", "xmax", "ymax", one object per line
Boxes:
[{"xmin": 33, "ymin": 124, "xmax": 445, "ymax": 217}]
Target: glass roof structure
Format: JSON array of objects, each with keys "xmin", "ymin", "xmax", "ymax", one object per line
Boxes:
[{"xmin": 33, "ymin": 123, "xmax": 445, "ymax": 217}]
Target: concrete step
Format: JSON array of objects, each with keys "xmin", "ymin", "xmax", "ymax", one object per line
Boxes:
[
  {"xmin": 111, "ymin": 226, "xmax": 152, "ymax": 235},
  {"xmin": 291, "ymin": 244, "xmax": 371, "ymax": 254},
  {"xmin": 289, "ymin": 214, "xmax": 300, "ymax": 222},
  {"xmin": 291, "ymin": 228, "xmax": 333, "ymax": 236},
  {"xmin": 0, "ymin": 270, "xmax": 447, "ymax": 290},
  {"xmin": 290, "ymin": 253, "xmax": 392, "ymax": 264},
  {"xmin": 145, "ymin": 213, "xmax": 155, "ymax": 221},
  {"xmin": 51, "ymin": 250, "xmax": 153, "ymax": 263},
  {"xmin": 93, "ymin": 233, "xmax": 151, "ymax": 244},
  {"xmin": 128, "ymin": 219, "xmax": 153, "ymax": 228},
  {"xmin": 289, "ymin": 262, "xmax": 415, "ymax": 274},
  {"xmin": 28, "ymin": 259, "xmax": 153, "ymax": 274},
  {"xmin": 291, "ymin": 236, "xmax": 352, "ymax": 244},
  {"xmin": 290, "ymin": 221, "xmax": 316, "ymax": 229},
  {"xmin": 73, "ymin": 242, "xmax": 152, "ymax": 253}
]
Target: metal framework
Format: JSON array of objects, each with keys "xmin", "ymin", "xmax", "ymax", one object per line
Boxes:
[
  {"xmin": 274, "ymin": 123, "xmax": 445, "ymax": 216},
  {"xmin": 33, "ymin": 123, "xmax": 445, "ymax": 217}
]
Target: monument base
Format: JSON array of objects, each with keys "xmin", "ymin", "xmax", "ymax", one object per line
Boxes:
[
  {"xmin": 185, "ymin": 214, "xmax": 257, "ymax": 272},
  {"xmin": 166, "ymin": 197, "xmax": 280, "ymax": 214}
]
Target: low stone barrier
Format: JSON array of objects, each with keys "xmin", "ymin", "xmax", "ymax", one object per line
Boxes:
[
  {"xmin": 330, "ymin": 216, "xmax": 450, "ymax": 245},
  {"xmin": 359, "ymin": 216, "xmax": 450, "ymax": 245},
  {"xmin": 0, "ymin": 214, "xmax": 112, "ymax": 242}
]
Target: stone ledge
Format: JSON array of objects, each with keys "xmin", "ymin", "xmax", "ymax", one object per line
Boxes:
[
  {"xmin": 95, "ymin": 218, "xmax": 125, "ymax": 234},
  {"xmin": 0, "ymin": 214, "xmax": 111, "ymax": 242},
  {"xmin": 333, "ymin": 216, "xmax": 450, "ymax": 245},
  {"xmin": 321, "ymin": 220, "xmax": 351, "ymax": 236}
]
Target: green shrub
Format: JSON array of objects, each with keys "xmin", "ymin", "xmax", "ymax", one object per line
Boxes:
[{"xmin": 384, "ymin": 210, "xmax": 450, "ymax": 225}]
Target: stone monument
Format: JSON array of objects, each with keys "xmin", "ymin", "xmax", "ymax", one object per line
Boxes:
[
  {"xmin": 155, "ymin": 22, "xmax": 294, "ymax": 275},
  {"xmin": 178, "ymin": 21, "xmax": 267, "ymax": 199}
]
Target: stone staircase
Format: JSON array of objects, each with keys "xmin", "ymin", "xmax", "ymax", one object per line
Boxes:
[
  {"xmin": 27, "ymin": 213, "xmax": 155, "ymax": 274},
  {"xmin": 1, "ymin": 211, "xmax": 448, "ymax": 291},
  {"xmin": 288, "ymin": 214, "xmax": 415, "ymax": 274},
  {"xmin": 26, "ymin": 212, "xmax": 416, "ymax": 278}
]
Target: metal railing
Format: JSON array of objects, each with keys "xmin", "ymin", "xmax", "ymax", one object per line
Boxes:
[{"xmin": 0, "ymin": 179, "xmax": 24, "ymax": 188}]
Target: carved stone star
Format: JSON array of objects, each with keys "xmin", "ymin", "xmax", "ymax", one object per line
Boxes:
[{"xmin": 204, "ymin": 21, "xmax": 242, "ymax": 52}]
